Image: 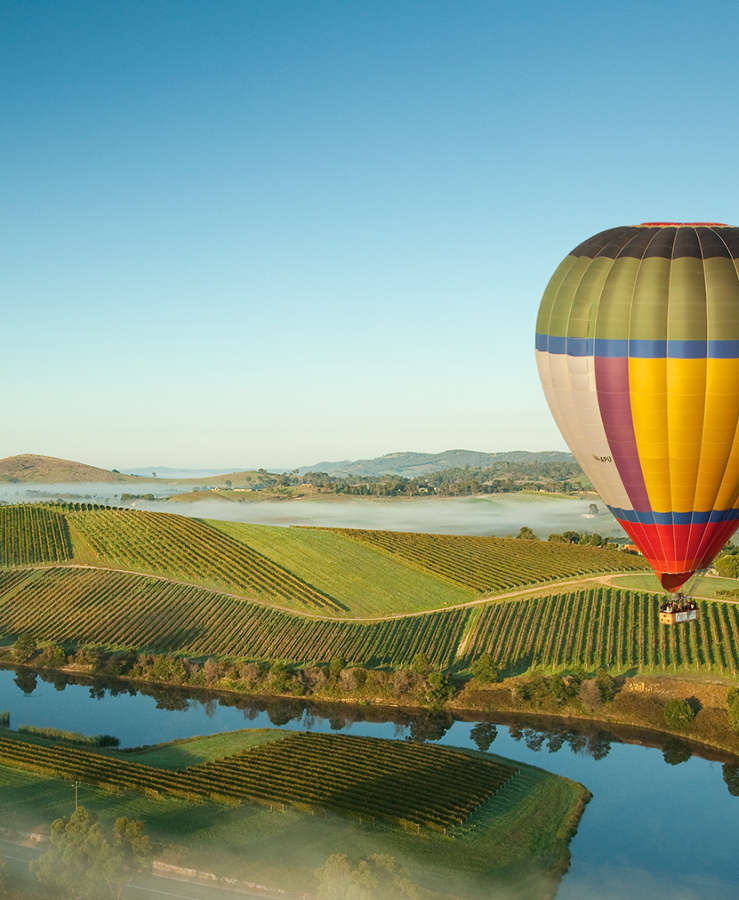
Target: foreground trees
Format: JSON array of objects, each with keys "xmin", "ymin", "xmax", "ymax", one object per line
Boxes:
[{"xmin": 31, "ymin": 806, "xmax": 151, "ymax": 899}]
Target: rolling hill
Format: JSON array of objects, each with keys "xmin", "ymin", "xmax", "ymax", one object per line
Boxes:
[
  {"xmin": 0, "ymin": 454, "xmax": 137, "ymax": 483},
  {"xmin": 299, "ymin": 448, "xmax": 575, "ymax": 477}
]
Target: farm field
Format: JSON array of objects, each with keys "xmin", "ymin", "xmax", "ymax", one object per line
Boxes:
[
  {"xmin": 0, "ymin": 727, "xmax": 589, "ymax": 899},
  {"xmin": 0, "ymin": 505, "xmax": 72, "ymax": 566},
  {"xmin": 0, "ymin": 565, "xmax": 738, "ymax": 677},
  {"xmin": 460, "ymin": 587, "xmax": 739, "ymax": 677},
  {"xmin": 0, "ymin": 503, "xmax": 650, "ymax": 618},
  {"xmin": 0, "ymin": 566, "xmax": 468, "ymax": 667},
  {"xmin": 329, "ymin": 526, "xmax": 647, "ymax": 592},
  {"xmin": 609, "ymin": 572, "xmax": 739, "ymax": 599},
  {"xmin": 0, "ymin": 729, "xmax": 517, "ymax": 831},
  {"xmin": 208, "ymin": 519, "xmax": 476, "ymax": 615}
]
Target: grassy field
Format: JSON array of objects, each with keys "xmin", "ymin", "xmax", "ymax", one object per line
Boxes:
[
  {"xmin": 0, "ymin": 728, "xmax": 589, "ymax": 899},
  {"xmin": 0, "ymin": 503, "xmax": 651, "ymax": 618},
  {"xmin": 208, "ymin": 519, "xmax": 475, "ymax": 615},
  {"xmin": 328, "ymin": 526, "xmax": 647, "ymax": 592},
  {"xmin": 610, "ymin": 572, "xmax": 739, "ymax": 598}
]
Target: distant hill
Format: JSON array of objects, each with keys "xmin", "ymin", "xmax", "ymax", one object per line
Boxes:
[
  {"xmin": 299, "ymin": 449, "xmax": 574, "ymax": 478},
  {"xmin": 0, "ymin": 454, "xmax": 137, "ymax": 483}
]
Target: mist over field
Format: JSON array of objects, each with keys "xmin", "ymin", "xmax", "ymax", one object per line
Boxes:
[{"xmin": 0, "ymin": 482, "xmax": 626, "ymax": 537}]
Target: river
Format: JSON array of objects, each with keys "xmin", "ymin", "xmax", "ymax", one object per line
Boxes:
[{"xmin": 0, "ymin": 668, "xmax": 735, "ymax": 899}]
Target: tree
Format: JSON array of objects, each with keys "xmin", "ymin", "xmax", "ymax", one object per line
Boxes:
[
  {"xmin": 595, "ymin": 667, "xmax": 616, "ymax": 702},
  {"xmin": 315, "ymin": 853, "xmax": 419, "ymax": 899},
  {"xmin": 470, "ymin": 722, "xmax": 497, "ymax": 752},
  {"xmin": 328, "ymin": 656, "xmax": 347, "ymax": 681},
  {"xmin": 470, "ymin": 653, "xmax": 499, "ymax": 683},
  {"xmin": 663, "ymin": 698, "xmax": 696, "ymax": 730},
  {"xmin": 13, "ymin": 631, "xmax": 36, "ymax": 662},
  {"xmin": 409, "ymin": 652, "xmax": 431, "ymax": 675},
  {"xmin": 31, "ymin": 806, "xmax": 152, "ymax": 899},
  {"xmin": 516, "ymin": 526, "xmax": 537, "ymax": 540}
]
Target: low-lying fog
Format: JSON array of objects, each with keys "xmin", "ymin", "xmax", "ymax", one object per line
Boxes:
[{"xmin": 0, "ymin": 482, "xmax": 627, "ymax": 538}]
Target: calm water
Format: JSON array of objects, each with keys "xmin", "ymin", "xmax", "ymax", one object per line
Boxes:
[
  {"xmin": 0, "ymin": 668, "xmax": 735, "ymax": 899},
  {"xmin": 0, "ymin": 481, "xmax": 626, "ymax": 538}
]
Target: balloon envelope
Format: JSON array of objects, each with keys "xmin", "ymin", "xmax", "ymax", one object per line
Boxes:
[{"xmin": 536, "ymin": 223, "xmax": 739, "ymax": 591}]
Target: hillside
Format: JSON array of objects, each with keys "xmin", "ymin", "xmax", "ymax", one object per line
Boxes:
[
  {"xmin": 0, "ymin": 454, "xmax": 137, "ymax": 483},
  {"xmin": 0, "ymin": 504, "xmax": 647, "ymax": 617},
  {"xmin": 299, "ymin": 448, "xmax": 575, "ymax": 477}
]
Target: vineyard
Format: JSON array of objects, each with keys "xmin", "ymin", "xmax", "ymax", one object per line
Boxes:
[
  {"xmin": 0, "ymin": 731, "xmax": 516, "ymax": 832},
  {"xmin": 0, "ymin": 506, "xmax": 72, "ymax": 566},
  {"xmin": 328, "ymin": 528, "xmax": 647, "ymax": 593},
  {"xmin": 0, "ymin": 566, "xmax": 737, "ymax": 675},
  {"xmin": 66, "ymin": 508, "xmax": 343, "ymax": 612},
  {"xmin": 207, "ymin": 520, "xmax": 475, "ymax": 615},
  {"xmin": 461, "ymin": 587, "xmax": 739, "ymax": 676},
  {"xmin": 0, "ymin": 567, "xmax": 467, "ymax": 666},
  {"xmin": 0, "ymin": 503, "xmax": 659, "ymax": 619}
]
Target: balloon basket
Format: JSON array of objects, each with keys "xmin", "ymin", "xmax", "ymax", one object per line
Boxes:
[{"xmin": 659, "ymin": 592, "xmax": 699, "ymax": 625}]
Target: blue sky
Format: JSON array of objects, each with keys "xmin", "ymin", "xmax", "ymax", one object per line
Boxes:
[{"xmin": 3, "ymin": 1, "xmax": 738, "ymax": 468}]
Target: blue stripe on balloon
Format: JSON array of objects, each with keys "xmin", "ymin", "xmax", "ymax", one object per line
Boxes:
[
  {"xmin": 535, "ymin": 334, "xmax": 739, "ymax": 359},
  {"xmin": 607, "ymin": 506, "xmax": 739, "ymax": 525}
]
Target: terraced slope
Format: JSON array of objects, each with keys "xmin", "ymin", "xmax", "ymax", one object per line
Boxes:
[
  {"xmin": 0, "ymin": 730, "xmax": 517, "ymax": 833},
  {"xmin": 208, "ymin": 520, "xmax": 475, "ymax": 615},
  {"xmin": 461, "ymin": 587, "xmax": 739, "ymax": 676},
  {"xmin": 330, "ymin": 528, "xmax": 647, "ymax": 592},
  {"xmin": 67, "ymin": 508, "xmax": 342, "ymax": 611},
  {"xmin": 0, "ymin": 505, "xmax": 72, "ymax": 566},
  {"xmin": 0, "ymin": 567, "xmax": 468, "ymax": 666}
]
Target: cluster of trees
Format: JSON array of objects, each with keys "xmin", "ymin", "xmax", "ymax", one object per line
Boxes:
[
  {"xmin": 301, "ymin": 458, "xmax": 590, "ymax": 497},
  {"xmin": 515, "ymin": 525, "xmax": 621, "ymax": 547},
  {"xmin": 30, "ymin": 807, "xmax": 151, "ymax": 899},
  {"xmin": 315, "ymin": 853, "xmax": 419, "ymax": 899},
  {"xmin": 12, "ymin": 637, "xmax": 455, "ymax": 711},
  {"xmin": 510, "ymin": 667, "xmax": 617, "ymax": 709}
]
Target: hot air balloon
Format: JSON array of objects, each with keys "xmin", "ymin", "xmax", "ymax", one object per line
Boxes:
[{"xmin": 536, "ymin": 223, "xmax": 739, "ymax": 619}]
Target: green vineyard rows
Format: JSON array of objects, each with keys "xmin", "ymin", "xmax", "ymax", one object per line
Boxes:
[
  {"xmin": 0, "ymin": 567, "xmax": 467, "ymax": 667},
  {"xmin": 462, "ymin": 587, "xmax": 739, "ymax": 676},
  {"xmin": 0, "ymin": 731, "xmax": 515, "ymax": 832},
  {"xmin": 67, "ymin": 508, "xmax": 343, "ymax": 612},
  {"xmin": 329, "ymin": 528, "xmax": 647, "ymax": 593},
  {"xmin": 0, "ymin": 506, "xmax": 72, "ymax": 566},
  {"xmin": 1, "ymin": 566, "xmax": 737, "ymax": 676}
]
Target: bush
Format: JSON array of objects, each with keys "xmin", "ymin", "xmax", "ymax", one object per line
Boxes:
[
  {"xmin": 470, "ymin": 653, "xmax": 499, "ymax": 683},
  {"xmin": 17, "ymin": 725, "xmax": 119, "ymax": 747},
  {"xmin": 13, "ymin": 631, "xmax": 37, "ymax": 662},
  {"xmin": 0, "ymin": 711, "xmax": 9, "ymax": 727},
  {"xmin": 595, "ymin": 667, "xmax": 616, "ymax": 702},
  {"xmin": 664, "ymin": 698, "xmax": 696, "ymax": 730}
]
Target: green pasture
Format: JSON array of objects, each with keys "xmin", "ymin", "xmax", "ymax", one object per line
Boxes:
[
  {"xmin": 206, "ymin": 519, "xmax": 476, "ymax": 615},
  {"xmin": 610, "ymin": 572, "xmax": 739, "ymax": 599}
]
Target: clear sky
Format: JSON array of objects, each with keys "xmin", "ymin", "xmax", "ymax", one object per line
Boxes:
[{"xmin": 3, "ymin": 0, "xmax": 738, "ymax": 468}]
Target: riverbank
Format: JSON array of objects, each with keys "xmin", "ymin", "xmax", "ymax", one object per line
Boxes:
[{"xmin": 4, "ymin": 659, "xmax": 737, "ymax": 759}]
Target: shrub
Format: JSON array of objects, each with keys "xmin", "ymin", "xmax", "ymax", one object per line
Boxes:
[
  {"xmin": 595, "ymin": 667, "xmax": 617, "ymax": 703},
  {"xmin": 664, "ymin": 698, "xmax": 696, "ymax": 730},
  {"xmin": 0, "ymin": 711, "xmax": 9, "ymax": 728},
  {"xmin": 470, "ymin": 653, "xmax": 499, "ymax": 683},
  {"xmin": 13, "ymin": 632, "xmax": 37, "ymax": 662}
]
